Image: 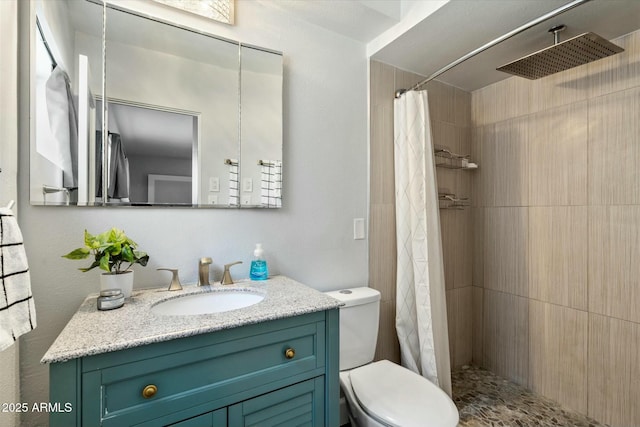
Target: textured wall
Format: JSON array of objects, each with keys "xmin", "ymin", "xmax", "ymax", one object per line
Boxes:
[{"xmin": 472, "ymin": 28, "xmax": 640, "ymax": 427}]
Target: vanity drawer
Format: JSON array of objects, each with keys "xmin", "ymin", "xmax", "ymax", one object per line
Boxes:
[{"xmin": 82, "ymin": 318, "xmax": 326, "ymax": 426}]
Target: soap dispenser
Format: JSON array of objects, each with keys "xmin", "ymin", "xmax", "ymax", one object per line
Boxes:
[{"xmin": 249, "ymin": 243, "xmax": 268, "ymax": 281}]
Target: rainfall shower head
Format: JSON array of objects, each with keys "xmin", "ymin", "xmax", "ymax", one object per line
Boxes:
[{"xmin": 496, "ymin": 25, "xmax": 624, "ymax": 79}]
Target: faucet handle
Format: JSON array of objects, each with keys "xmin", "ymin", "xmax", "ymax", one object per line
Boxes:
[
  {"xmin": 221, "ymin": 261, "xmax": 243, "ymax": 285},
  {"xmin": 157, "ymin": 268, "xmax": 183, "ymax": 291}
]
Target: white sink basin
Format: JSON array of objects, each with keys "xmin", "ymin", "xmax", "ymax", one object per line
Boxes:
[{"xmin": 152, "ymin": 290, "xmax": 265, "ymax": 316}]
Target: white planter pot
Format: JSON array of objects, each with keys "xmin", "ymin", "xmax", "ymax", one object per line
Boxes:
[{"xmin": 100, "ymin": 270, "xmax": 134, "ymax": 298}]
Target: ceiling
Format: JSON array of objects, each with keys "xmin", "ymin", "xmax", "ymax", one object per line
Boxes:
[{"xmin": 279, "ymin": 0, "xmax": 640, "ymax": 92}]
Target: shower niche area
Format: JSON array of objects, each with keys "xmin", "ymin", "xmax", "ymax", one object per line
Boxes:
[{"xmin": 369, "ymin": 25, "xmax": 640, "ymax": 427}]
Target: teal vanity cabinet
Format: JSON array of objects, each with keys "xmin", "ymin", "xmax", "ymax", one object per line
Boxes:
[{"xmin": 49, "ymin": 310, "xmax": 339, "ymax": 427}]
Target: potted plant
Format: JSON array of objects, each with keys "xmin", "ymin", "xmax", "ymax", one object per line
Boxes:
[{"xmin": 63, "ymin": 227, "xmax": 149, "ymax": 298}]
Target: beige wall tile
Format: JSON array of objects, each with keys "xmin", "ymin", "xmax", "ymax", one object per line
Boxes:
[
  {"xmin": 471, "ymin": 77, "xmax": 531, "ymax": 126},
  {"xmin": 472, "ymin": 208, "xmax": 484, "ymax": 287},
  {"xmin": 483, "ymin": 289, "xmax": 529, "ymax": 385},
  {"xmin": 369, "ymin": 204, "xmax": 397, "ymax": 302},
  {"xmin": 484, "ymin": 207, "xmax": 528, "ymax": 297},
  {"xmin": 529, "ymin": 206, "xmax": 587, "ymax": 310},
  {"xmin": 528, "ymin": 102, "xmax": 588, "ymax": 206},
  {"xmin": 370, "ymin": 60, "xmax": 395, "ymax": 109},
  {"xmin": 530, "ymin": 65, "xmax": 589, "ymax": 114},
  {"xmin": 454, "ymin": 86, "xmax": 471, "ymax": 127},
  {"xmin": 588, "ymin": 87, "xmax": 640, "ymax": 205},
  {"xmin": 440, "ymin": 210, "xmax": 456, "ymax": 291},
  {"xmin": 425, "ymin": 80, "xmax": 455, "ymax": 124},
  {"xmin": 452, "ymin": 209, "xmax": 473, "ymax": 288},
  {"xmin": 374, "ymin": 299, "xmax": 400, "ymax": 364},
  {"xmin": 588, "ymin": 314, "xmax": 640, "ymax": 427},
  {"xmin": 476, "ymin": 118, "xmax": 529, "ymax": 207},
  {"xmin": 446, "ymin": 289, "xmax": 456, "ymax": 367},
  {"xmin": 588, "ymin": 31, "xmax": 640, "ymax": 99},
  {"xmin": 472, "ymin": 286, "xmax": 483, "ymax": 365},
  {"xmin": 589, "ymin": 206, "xmax": 640, "ymax": 323},
  {"xmin": 370, "ymin": 104, "xmax": 395, "ymax": 205},
  {"xmin": 396, "ymin": 69, "xmax": 425, "ymax": 93},
  {"xmin": 445, "ymin": 286, "xmax": 473, "ymax": 369},
  {"xmin": 454, "ymin": 286, "xmax": 473, "ymax": 368},
  {"xmin": 440, "ymin": 209, "xmax": 473, "ymax": 290},
  {"xmin": 528, "ymin": 300, "xmax": 588, "ymax": 415}
]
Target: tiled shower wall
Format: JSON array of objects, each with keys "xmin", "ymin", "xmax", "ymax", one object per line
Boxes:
[
  {"xmin": 369, "ymin": 61, "xmax": 473, "ymax": 368},
  {"xmin": 472, "ymin": 29, "xmax": 640, "ymax": 427}
]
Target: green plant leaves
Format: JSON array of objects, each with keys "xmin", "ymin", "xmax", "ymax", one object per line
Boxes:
[
  {"xmin": 63, "ymin": 227, "xmax": 150, "ymax": 274},
  {"xmin": 62, "ymin": 247, "xmax": 90, "ymax": 260}
]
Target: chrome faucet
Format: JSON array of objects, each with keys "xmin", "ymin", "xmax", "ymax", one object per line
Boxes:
[{"xmin": 198, "ymin": 257, "xmax": 213, "ymax": 286}]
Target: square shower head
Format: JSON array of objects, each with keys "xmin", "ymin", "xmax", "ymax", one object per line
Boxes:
[{"xmin": 497, "ymin": 32, "xmax": 624, "ymax": 79}]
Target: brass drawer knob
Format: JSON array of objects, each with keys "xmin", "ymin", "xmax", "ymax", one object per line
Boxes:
[
  {"xmin": 285, "ymin": 348, "xmax": 295, "ymax": 359},
  {"xmin": 142, "ymin": 384, "xmax": 158, "ymax": 399}
]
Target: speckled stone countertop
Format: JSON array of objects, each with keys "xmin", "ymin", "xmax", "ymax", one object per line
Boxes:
[{"xmin": 42, "ymin": 275, "xmax": 341, "ymax": 364}]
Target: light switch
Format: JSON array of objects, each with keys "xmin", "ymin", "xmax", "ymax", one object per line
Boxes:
[
  {"xmin": 209, "ymin": 177, "xmax": 219, "ymax": 192},
  {"xmin": 353, "ymin": 218, "xmax": 366, "ymax": 240},
  {"xmin": 243, "ymin": 178, "xmax": 253, "ymax": 192},
  {"xmin": 241, "ymin": 195, "xmax": 252, "ymax": 205}
]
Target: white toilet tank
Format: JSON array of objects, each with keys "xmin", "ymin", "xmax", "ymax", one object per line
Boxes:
[{"xmin": 325, "ymin": 287, "xmax": 381, "ymax": 370}]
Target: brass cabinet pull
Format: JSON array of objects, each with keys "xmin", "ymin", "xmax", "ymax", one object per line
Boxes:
[
  {"xmin": 285, "ymin": 348, "xmax": 295, "ymax": 359},
  {"xmin": 142, "ymin": 384, "xmax": 158, "ymax": 399}
]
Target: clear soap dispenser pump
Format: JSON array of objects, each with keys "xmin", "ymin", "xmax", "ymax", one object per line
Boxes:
[{"xmin": 249, "ymin": 243, "xmax": 268, "ymax": 281}]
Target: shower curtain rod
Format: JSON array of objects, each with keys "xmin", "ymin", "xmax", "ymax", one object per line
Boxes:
[{"xmin": 395, "ymin": 0, "xmax": 591, "ymax": 98}]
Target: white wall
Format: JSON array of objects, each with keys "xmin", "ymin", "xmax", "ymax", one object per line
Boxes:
[
  {"xmin": 0, "ymin": 1, "xmax": 20, "ymax": 427},
  {"xmin": 17, "ymin": 1, "xmax": 368, "ymax": 425}
]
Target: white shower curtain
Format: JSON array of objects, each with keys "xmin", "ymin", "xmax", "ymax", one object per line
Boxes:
[{"xmin": 394, "ymin": 90, "xmax": 452, "ymax": 396}]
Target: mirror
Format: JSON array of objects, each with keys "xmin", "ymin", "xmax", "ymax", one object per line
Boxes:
[{"xmin": 30, "ymin": 0, "xmax": 283, "ymax": 208}]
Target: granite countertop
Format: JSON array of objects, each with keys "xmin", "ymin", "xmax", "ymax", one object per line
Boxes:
[{"xmin": 42, "ymin": 275, "xmax": 341, "ymax": 364}]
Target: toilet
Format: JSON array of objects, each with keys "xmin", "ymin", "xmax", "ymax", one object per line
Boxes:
[{"xmin": 325, "ymin": 287, "xmax": 459, "ymax": 427}]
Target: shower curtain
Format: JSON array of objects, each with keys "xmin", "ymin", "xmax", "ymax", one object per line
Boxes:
[{"xmin": 394, "ymin": 90, "xmax": 452, "ymax": 396}]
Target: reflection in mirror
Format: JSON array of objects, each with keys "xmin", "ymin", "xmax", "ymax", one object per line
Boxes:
[
  {"xmin": 31, "ymin": 0, "xmax": 103, "ymax": 205},
  {"xmin": 240, "ymin": 46, "xmax": 283, "ymax": 208},
  {"xmin": 95, "ymin": 100, "xmax": 198, "ymax": 205},
  {"xmin": 104, "ymin": 4, "xmax": 239, "ymax": 206}
]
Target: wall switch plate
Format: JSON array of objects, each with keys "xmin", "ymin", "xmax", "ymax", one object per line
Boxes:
[
  {"xmin": 209, "ymin": 177, "xmax": 219, "ymax": 192},
  {"xmin": 353, "ymin": 218, "xmax": 365, "ymax": 240},
  {"xmin": 243, "ymin": 178, "xmax": 253, "ymax": 192},
  {"xmin": 207, "ymin": 194, "xmax": 218, "ymax": 205},
  {"xmin": 241, "ymin": 195, "xmax": 252, "ymax": 205}
]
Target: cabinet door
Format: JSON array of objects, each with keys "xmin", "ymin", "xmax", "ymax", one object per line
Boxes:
[
  {"xmin": 168, "ymin": 408, "xmax": 226, "ymax": 427},
  {"xmin": 229, "ymin": 378, "xmax": 325, "ymax": 427}
]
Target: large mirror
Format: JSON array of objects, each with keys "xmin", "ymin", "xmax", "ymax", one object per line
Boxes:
[{"xmin": 30, "ymin": 0, "xmax": 283, "ymax": 208}]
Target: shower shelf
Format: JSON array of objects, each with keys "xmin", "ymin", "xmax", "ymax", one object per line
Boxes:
[
  {"xmin": 434, "ymin": 145, "xmax": 478, "ymax": 170},
  {"xmin": 438, "ymin": 190, "xmax": 471, "ymax": 210}
]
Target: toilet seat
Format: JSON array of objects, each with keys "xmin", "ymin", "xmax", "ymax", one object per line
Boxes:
[{"xmin": 348, "ymin": 360, "xmax": 459, "ymax": 427}]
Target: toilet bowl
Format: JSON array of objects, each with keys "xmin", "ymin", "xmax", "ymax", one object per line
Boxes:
[
  {"xmin": 340, "ymin": 360, "xmax": 459, "ymax": 427},
  {"xmin": 325, "ymin": 288, "xmax": 459, "ymax": 427}
]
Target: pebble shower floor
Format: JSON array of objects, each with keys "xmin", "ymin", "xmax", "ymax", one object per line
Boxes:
[{"xmin": 452, "ymin": 366, "xmax": 606, "ymax": 427}]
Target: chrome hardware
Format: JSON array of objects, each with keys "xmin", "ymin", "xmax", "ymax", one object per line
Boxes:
[
  {"xmin": 142, "ymin": 384, "xmax": 157, "ymax": 399},
  {"xmin": 198, "ymin": 257, "xmax": 213, "ymax": 286},
  {"xmin": 221, "ymin": 261, "xmax": 243, "ymax": 285},
  {"xmin": 157, "ymin": 268, "xmax": 183, "ymax": 291},
  {"xmin": 285, "ymin": 348, "xmax": 295, "ymax": 359}
]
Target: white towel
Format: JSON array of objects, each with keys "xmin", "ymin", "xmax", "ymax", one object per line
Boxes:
[
  {"xmin": 0, "ymin": 208, "xmax": 36, "ymax": 351},
  {"xmin": 260, "ymin": 160, "xmax": 282, "ymax": 208}
]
